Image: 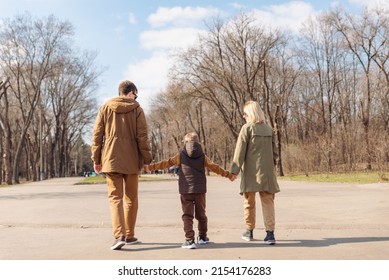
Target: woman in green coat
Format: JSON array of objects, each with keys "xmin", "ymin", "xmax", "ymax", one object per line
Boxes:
[{"xmin": 230, "ymin": 101, "xmax": 280, "ymax": 245}]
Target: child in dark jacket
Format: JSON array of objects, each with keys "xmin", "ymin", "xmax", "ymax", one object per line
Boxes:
[{"xmin": 145, "ymin": 132, "xmax": 235, "ymax": 249}]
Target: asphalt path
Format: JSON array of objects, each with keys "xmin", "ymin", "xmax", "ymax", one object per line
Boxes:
[{"xmin": 1, "ymin": 175, "xmax": 389, "ymax": 260}]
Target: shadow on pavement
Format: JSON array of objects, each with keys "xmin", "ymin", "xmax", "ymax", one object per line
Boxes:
[
  {"xmin": 280, "ymin": 236, "xmax": 389, "ymax": 247},
  {"xmin": 120, "ymin": 237, "xmax": 389, "ymax": 252}
]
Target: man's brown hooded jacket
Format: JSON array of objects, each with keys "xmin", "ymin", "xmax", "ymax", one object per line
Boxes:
[{"xmin": 91, "ymin": 96, "xmax": 152, "ymax": 174}]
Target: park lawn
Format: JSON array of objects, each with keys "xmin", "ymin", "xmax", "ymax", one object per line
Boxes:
[
  {"xmin": 76, "ymin": 174, "xmax": 176, "ymax": 185},
  {"xmin": 278, "ymin": 171, "xmax": 389, "ymax": 184}
]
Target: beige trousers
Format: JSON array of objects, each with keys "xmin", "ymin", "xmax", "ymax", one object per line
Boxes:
[
  {"xmin": 105, "ymin": 173, "xmax": 138, "ymax": 239},
  {"xmin": 243, "ymin": 191, "xmax": 275, "ymax": 231}
]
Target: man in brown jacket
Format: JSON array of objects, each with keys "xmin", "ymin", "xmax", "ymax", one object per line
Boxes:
[{"xmin": 91, "ymin": 80, "xmax": 152, "ymax": 250}]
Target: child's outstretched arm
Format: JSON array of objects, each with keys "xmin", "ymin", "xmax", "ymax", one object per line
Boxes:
[
  {"xmin": 204, "ymin": 156, "xmax": 236, "ymax": 181},
  {"xmin": 147, "ymin": 154, "xmax": 180, "ymax": 172}
]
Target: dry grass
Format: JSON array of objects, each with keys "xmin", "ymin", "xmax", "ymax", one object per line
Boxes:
[{"xmin": 278, "ymin": 171, "xmax": 389, "ymax": 184}]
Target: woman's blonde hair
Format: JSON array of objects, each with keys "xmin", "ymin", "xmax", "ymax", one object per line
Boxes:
[{"xmin": 243, "ymin": 100, "xmax": 266, "ymax": 123}]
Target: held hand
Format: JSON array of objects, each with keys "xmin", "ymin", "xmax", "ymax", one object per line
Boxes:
[
  {"xmin": 228, "ymin": 173, "xmax": 237, "ymax": 182},
  {"xmin": 94, "ymin": 164, "xmax": 102, "ymax": 174}
]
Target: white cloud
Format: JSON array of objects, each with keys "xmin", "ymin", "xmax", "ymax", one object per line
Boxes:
[
  {"xmin": 251, "ymin": 1, "xmax": 316, "ymax": 33},
  {"xmin": 230, "ymin": 2, "xmax": 246, "ymax": 10},
  {"xmin": 349, "ymin": 0, "xmax": 387, "ymax": 5},
  {"xmin": 130, "ymin": 2, "xmax": 318, "ymax": 111},
  {"xmin": 140, "ymin": 27, "xmax": 204, "ymax": 50},
  {"xmin": 132, "ymin": 2, "xmax": 318, "ymax": 110},
  {"xmin": 123, "ymin": 6, "xmax": 224, "ymax": 112},
  {"xmin": 124, "ymin": 51, "xmax": 172, "ymax": 110},
  {"xmin": 148, "ymin": 6, "xmax": 222, "ymax": 28},
  {"xmin": 349, "ymin": 0, "xmax": 389, "ymax": 10}
]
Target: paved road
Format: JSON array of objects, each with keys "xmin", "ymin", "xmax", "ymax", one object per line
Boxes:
[{"xmin": 0, "ymin": 176, "xmax": 389, "ymax": 260}]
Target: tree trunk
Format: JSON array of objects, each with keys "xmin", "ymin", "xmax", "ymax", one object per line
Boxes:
[
  {"xmin": 274, "ymin": 105, "xmax": 284, "ymax": 176},
  {"xmin": 0, "ymin": 80, "xmax": 13, "ymax": 185}
]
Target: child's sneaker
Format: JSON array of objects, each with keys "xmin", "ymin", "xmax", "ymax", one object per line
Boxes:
[
  {"xmin": 241, "ymin": 229, "xmax": 253, "ymax": 241},
  {"xmin": 181, "ymin": 239, "xmax": 197, "ymax": 249},
  {"xmin": 197, "ymin": 236, "xmax": 209, "ymax": 245}
]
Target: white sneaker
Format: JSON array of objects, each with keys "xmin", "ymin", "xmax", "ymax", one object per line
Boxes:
[
  {"xmin": 197, "ymin": 236, "xmax": 209, "ymax": 245},
  {"xmin": 241, "ymin": 229, "xmax": 253, "ymax": 241},
  {"xmin": 181, "ymin": 240, "xmax": 197, "ymax": 249}
]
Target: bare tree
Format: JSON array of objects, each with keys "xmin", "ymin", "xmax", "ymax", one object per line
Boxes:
[
  {"xmin": 297, "ymin": 14, "xmax": 348, "ymax": 171},
  {"xmin": 44, "ymin": 51, "xmax": 99, "ymax": 177},
  {"xmin": 262, "ymin": 41, "xmax": 300, "ymax": 176},
  {"xmin": 328, "ymin": 7, "xmax": 389, "ymax": 170},
  {"xmin": 0, "ymin": 78, "xmax": 13, "ymax": 184},
  {"xmin": 172, "ymin": 13, "xmax": 283, "ymax": 138},
  {"xmin": 0, "ymin": 13, "xmax": 74, "ymax": 183},
  {"xmin": 147, "ymin": 81, "xmax": 236, "ymax": 170},
  {"xmin": 0, "ymin": 13, "xmax": 101, "ymax": 184},
  {"xmin": 147, "ymin": 8, "xmax": 389, "ymax": 176}
]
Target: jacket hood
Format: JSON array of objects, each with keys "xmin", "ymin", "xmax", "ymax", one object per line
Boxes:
[
  {"xmin": 105, "ymin": 96, "xmax": 139, "ymax": 113},
  {"xmin": 183, "ymin": 141, "xmax": 204, "ymax": 159}
]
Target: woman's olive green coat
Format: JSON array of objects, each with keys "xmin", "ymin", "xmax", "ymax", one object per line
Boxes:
[{"xmin": 230, "ymin": 122, "xmax": 280, "ymax": 194}]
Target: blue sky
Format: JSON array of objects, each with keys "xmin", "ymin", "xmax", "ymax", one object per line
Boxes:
[{"xmin": 0, "ymin": 0, "xmax": 387, "ymax": 113}]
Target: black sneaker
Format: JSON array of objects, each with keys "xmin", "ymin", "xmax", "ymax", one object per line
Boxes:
[
  {"xmin": 264, "ymin": 231, "xmax": 276, "ymax": 245},
  {"xmin": 110, "ymin": 236, "xmax": 126, "ymax": 250},
  {"xmin": 181, "ymin": 240, "xmax": 197, "ymax": 249},
  {"xmin": 125, "ymin": 237, "xmax": 139, "ymax": 245},
  {"xmin": 197, "ymin": 236, "xmax": 209, "ymax": 245},
  {"xmin": 241, "ymin": 229, "xmax": 253, "ymax": 241}
]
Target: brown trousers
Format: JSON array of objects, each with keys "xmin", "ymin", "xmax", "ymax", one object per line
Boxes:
[
  {"xmin": 243, "ymin": 191, "xmax": 275, "ymax": 231},
  {"xmin": 180, "ymin": 193, "xmax": 207, "ymax": 241},
  {"xmin": 105, "ymin": 173, "xmax": 138, "ymax": 239}
]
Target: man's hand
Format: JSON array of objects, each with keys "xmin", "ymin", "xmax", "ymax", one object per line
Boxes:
[
  {"xmin": 94, "ymin": 164, "xmax": 102, "ymax": 174},
  {"xmin": 143, "ymin": 165, "xmax": 150, "ymax": 173}
]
